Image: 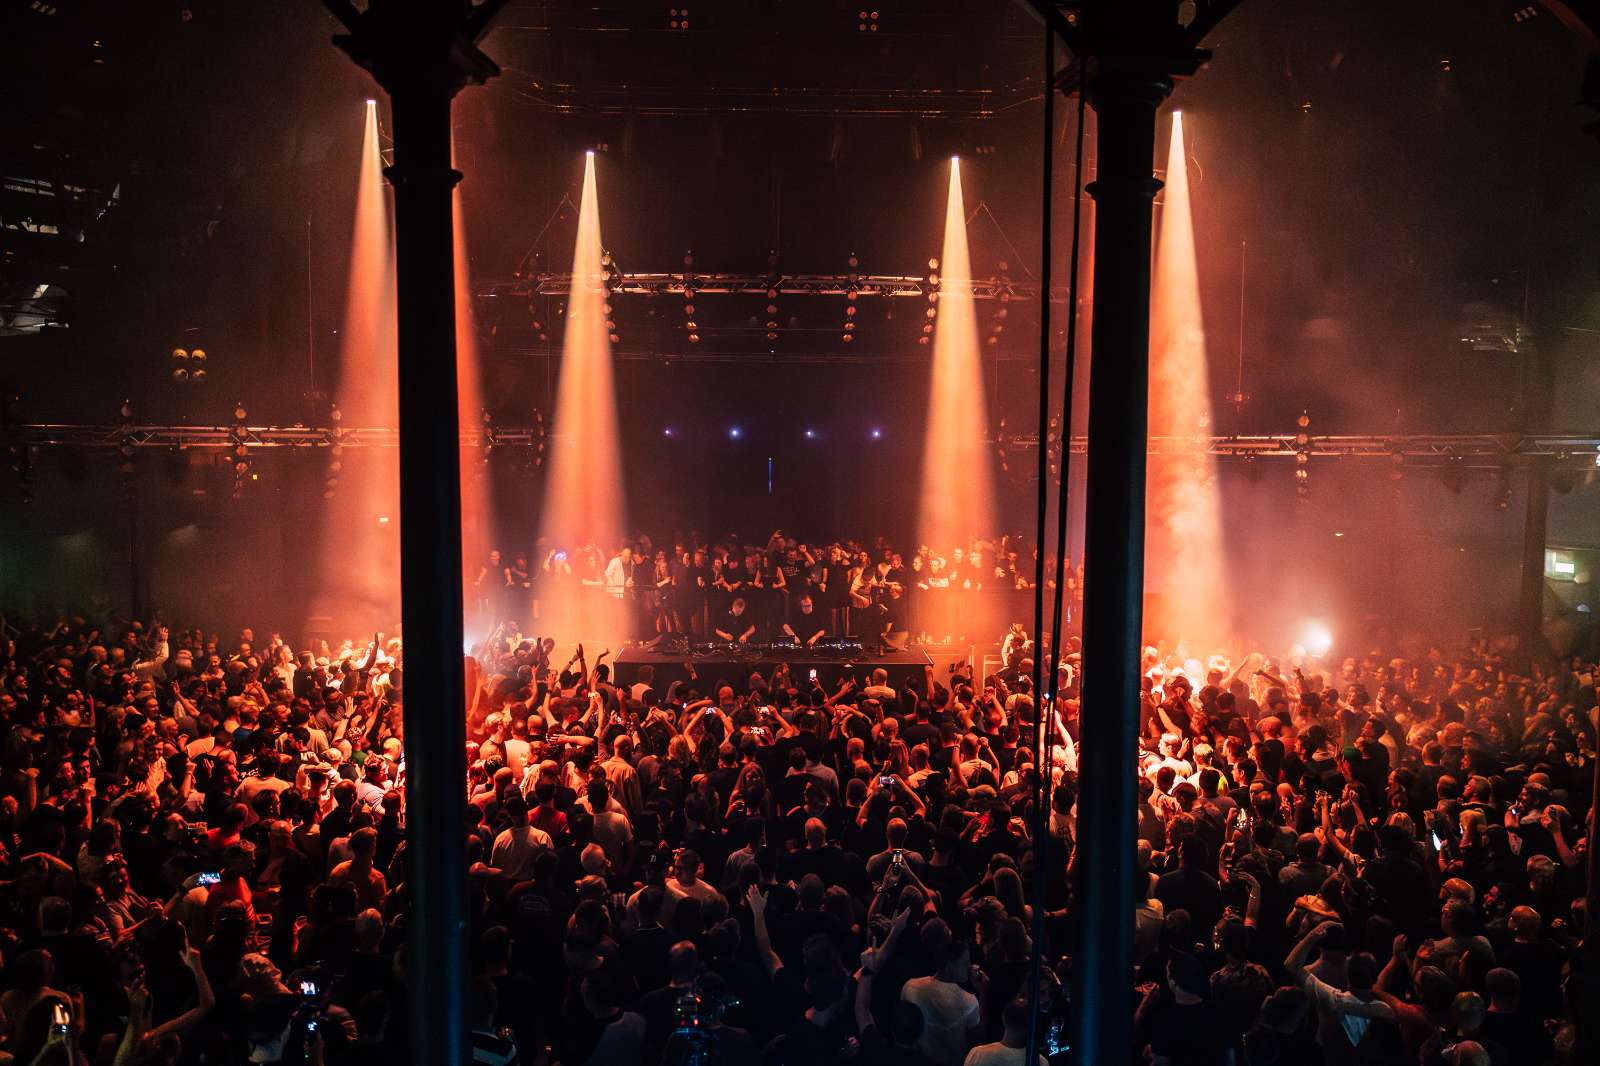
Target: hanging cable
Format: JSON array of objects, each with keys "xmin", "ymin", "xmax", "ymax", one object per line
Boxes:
[
  {"xmin": 1028, "ymin": 45, "xmax": 1090, "ymax": 1063},
  {"xmin": 1024, "ymin": 26, "xmax": 1056, "ymax": 1066}
]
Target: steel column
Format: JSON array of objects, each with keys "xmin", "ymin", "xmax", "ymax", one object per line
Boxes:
[
  {"xmin": 388, "ymin": 84, "xmax": 471, "ymax": 1066},
  {"xmin": 1070, "ymin": 67, "xmax": 1171, "ymax": 1066}
]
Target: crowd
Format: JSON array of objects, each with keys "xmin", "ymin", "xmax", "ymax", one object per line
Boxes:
[
  {"xmin": 0, "ymin": 601, "xmax": 1594, "ymax": 1066},
  {"xmin": 469, "ymin": 531, "xmax": 1079, "ymax": 646}
]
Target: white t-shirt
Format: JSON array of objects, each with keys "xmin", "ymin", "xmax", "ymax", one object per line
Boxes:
[
  {"xmin": 591, "ymin": 809, "xmax": 634, "ymax": 866},
  {"xmin": 491, "ymin": 824, "xmax": 553, "ymax": 881},
  {"xmin": 964, "ymin": 1043, "xmax": 1045, "ymax": 1066},
  {"xmin": 901, "ymin": 976, "xmax": 979, "ymax": 1066}
]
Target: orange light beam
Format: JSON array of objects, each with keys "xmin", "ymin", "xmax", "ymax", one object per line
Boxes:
[
  {"xmin": 453, "ymin": 137, "xmax": 492, "ymax": 635},
  {"xmin": 537, "ymin": 151, "xmax": 628, "ymax": 645},
  {"xmin": 918, "ymin": 157, "xmax": 1000, "ymax": 632},
  {"xmin": 1147, "ymin": 110, "xmax": 1226, "ymax": 652},
  {"xmin": 317, "ymin": 99, "xmax": 401, "ymax": 634}
]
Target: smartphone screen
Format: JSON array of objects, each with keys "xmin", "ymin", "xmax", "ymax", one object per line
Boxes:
[
  {"xmin": 808, "ymin": 669, "xmax": 818, "ymax": 681},
  {"xmin": 196, "ymin": 872, "xmax": 222, "ymax": 886}
]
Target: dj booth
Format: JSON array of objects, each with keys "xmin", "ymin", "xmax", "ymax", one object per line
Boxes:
[{"xmin": 612, "ymin": 639, "xmax": 934, "ymax": 694}]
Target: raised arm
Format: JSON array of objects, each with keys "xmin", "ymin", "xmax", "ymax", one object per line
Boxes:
[
  {"xmin": 746, "ymin": 885, "xmax": 783, "ymax": 978},
  {"xmin": 1286, "ymin": 920, "xmax": 1334, "ymax": 980},
  {"xmin": 143, "ymin": 947, "xmax": 214, "ymax": 1045}
]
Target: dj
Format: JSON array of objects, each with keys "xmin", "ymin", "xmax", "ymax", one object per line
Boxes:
[
  {"xmin": 714, "ymin": 597, "xmax": 757, "ymax": 644},
  {"xmin": 782, "ymin": 594, "xmax": 828, "ymax": 647}
]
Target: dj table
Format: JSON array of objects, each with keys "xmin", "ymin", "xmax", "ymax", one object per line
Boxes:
[{"xmin": 612, "ymin": 643, "xmax": 934, "ymax": 694}]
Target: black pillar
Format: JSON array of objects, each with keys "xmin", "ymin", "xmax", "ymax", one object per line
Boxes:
[
  {"xmin": 388, "ymin": 85, "xmax": 471, "ymax": 1066},
  {"xmin": 1070, "ymin": 67, "xmax": 1170, "ymax": 1066},
  {"xmin": 322, "ymin": 5, "xmax": 508, "ymax": 1065},
  {"xmin": 1518, "ymin": 459, "xmax": 1549, "ymax": 664}
]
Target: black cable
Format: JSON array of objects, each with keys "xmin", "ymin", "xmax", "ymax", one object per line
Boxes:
[
  {"xmin": 1023, "ymin": 26, "xmax": 1056, "ymax": 1066},
  {"xmin": 1039, "ymin": 68, "xmax": 1089, "ymax": 1057}
]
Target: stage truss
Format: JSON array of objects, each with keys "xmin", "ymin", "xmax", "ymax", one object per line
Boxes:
[{"xmin": 7, "ymin": 422, "xmax": 1599, "ymax": 471}]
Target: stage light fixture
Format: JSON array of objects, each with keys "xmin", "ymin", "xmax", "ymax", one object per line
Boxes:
[
  {"xmin": 1302, "ymin": 622, "xmax": 1333, "ymax": 656},
  {"xmin": 728, "ymin": 426, "xmax": 742, "ymax": 439},
  {"xmin": 663, "ymin": 426, "xmax": 675, "ymax": 438},
  {"xmin": 234, "ymin": 403, "xmax": 247, "ymax": 422},
  {"xmin": 869, "ymin": 427, "xmax": 882, "ymax": 439},
  {"xmin": 804, "ymin": 428, "xmax": 817, "ymax": 440}
]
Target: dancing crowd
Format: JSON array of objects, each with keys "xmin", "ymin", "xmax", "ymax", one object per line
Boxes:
[{"xmin": 0, "ymin": 602, "xmax": 1594, "ymax": 1066}]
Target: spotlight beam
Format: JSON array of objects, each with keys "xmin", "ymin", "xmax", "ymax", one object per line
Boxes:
[
  {"xmin": 1146, "ymin": 110, "xmax": 1226, "ymax": 649},
  {"xmin": 538, "ymin": 152, "xmax": 627, "ymax": 643},
  {"xmin": 918, "ymin": 156, "xmax": 1000, "ymax": 633},
  {"xmin": 317, "ymin": 102, "xmax": 400, "ymax": 630}
]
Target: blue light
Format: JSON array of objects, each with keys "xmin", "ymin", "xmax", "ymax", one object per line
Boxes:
[
  {"xmin": 663, "ymin": 426, "xmax": 675, "ymax": 438},
  {"xmin": 804, "ymin": 428, "xmax": 817, "ymax": 440},
  {"xmin": 729, "ymin": 426, "xmax": 742, "ymax": 440},
  {"xmin": 869, "ymin": 427, "xmax": 883, "ymax": 440}
]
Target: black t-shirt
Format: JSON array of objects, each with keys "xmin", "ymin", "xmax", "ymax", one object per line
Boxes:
[
  {"xmin": 790, "ymin": 613, "xmax": 827, "ymax": 644},
  {"xmin": 718, "ymin": 610, "xmax": 753, "ymax": 639},
  {"xmin": 1154, "ymin": 866, "xmax": 1224, "ymax": 937},
  {"xmin": 856, "ymin": 1025, "xmax": 940, "ymax": 1066},
  {"xmin": 1143, "ymin": 996, "xmax": 1226, "ymax": 1065}
]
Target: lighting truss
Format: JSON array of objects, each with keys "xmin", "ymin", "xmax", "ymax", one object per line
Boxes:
[
  {"xmin": 8, "ymin": 424, "xmax": 542, "ymax": 450},
  {"xmin": 998, "ymin": 432, "xmax": 1600, "ymax": 468},
  {"xmin": 10, "ymin": 423, "xmax": 1598, "ymax": 468},
  {"xmin": 481, "ymin": 272, "xmax": 1069, "ymax": 302}
]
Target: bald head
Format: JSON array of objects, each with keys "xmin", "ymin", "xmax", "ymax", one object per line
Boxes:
[{"xmin": 669, "ymin": 940, "xmax": 699, "ymax": 983}]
